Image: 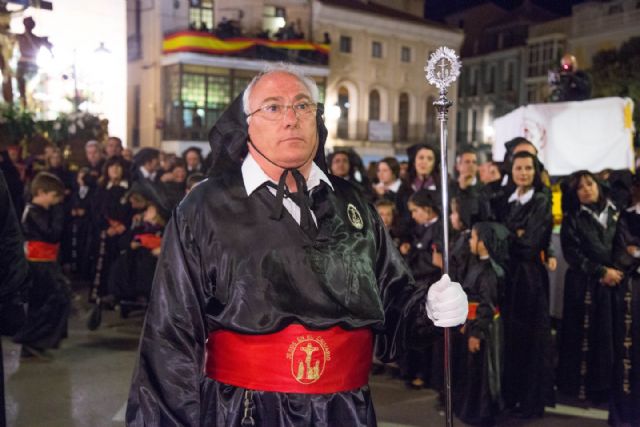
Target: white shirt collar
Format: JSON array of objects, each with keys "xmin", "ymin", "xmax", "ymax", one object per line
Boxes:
[
  {"xmin": 581, "ymin": 199, "xmax": 617, "ymax": 228},
  {"xmin": 387, "ymin": 178, "xmax": 402, "ymax": 193},
  {"xmin": 241, "ymin": 153, "xmax": 334, "ymax": 196},
  {"xmin": 139, "ymin": 166, "xmax": 155, "ymax": 180},
  {"xmin": 626, "ymin": 202, "xmax": 640, "ymax": 214},
  {"xmin": 508, "ymin": 188, "xmax": 534, "ymax": 205},
  {"xmin": 106, "ymin": 180, "xmax": 129, "ymax": 190},
  {"xmin": 423, "ymin": 215, "xmax": 439, "ymax": 228}
]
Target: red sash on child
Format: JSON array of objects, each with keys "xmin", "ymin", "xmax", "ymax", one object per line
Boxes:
[{"xmin": 25, "ymin": 241, "xmax": 60, "ymax": 262}]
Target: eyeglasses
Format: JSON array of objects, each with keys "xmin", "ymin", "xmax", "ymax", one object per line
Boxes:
[{"xmin": 248, "ymin": 101, "xmax": 317, "ymax": 121}]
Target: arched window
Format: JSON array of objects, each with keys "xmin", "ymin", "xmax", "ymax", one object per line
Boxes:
[
  {"xmin": 398, "ymin": 93, "xmax": 409, "ymax": 141},
  {"xmin": 337, "ymin": 86, "xmax": 349, "ymax": 139},
  {"xmin": 369, "ymin": 90, "xmax": 380, "ymax": 121}
]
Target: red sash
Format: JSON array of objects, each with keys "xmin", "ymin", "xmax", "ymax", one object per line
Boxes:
[
  {"xmin": 24, "ymin": 241, "xmax": 59, "ymax": 262},
  {"xmin": 467, "ymin": 302, "xmax": 500, "ymax": 320},
  {"xmin": 134, "ymin": 233, "xmax": 162, "ymax": 250},
  {"xmin": 205, "ymin": 324, "xmax": 373, "ymax": 394}
]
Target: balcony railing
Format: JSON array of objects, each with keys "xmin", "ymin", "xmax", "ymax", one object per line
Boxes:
[{"xmin": 163, "ymin": 31, "xmax": 329, "ymax": 66}]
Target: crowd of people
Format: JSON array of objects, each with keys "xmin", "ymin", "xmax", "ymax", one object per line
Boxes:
[
  {"xmin": 1, "ymin": 125, "xmax": 639, "ymax": 425},
  {"xmin": 327, "ymin": 139, "xmax": 639, "ymax": 426}
]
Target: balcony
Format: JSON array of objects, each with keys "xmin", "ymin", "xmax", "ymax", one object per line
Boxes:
[{"xmin": 163, "ymin": 30, "xmax": 329, "ymax": 66}]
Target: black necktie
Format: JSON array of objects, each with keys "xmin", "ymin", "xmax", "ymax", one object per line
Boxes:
[{"xmin": 267, "ymin": 168, "xmax": 318, "ymax": 239}]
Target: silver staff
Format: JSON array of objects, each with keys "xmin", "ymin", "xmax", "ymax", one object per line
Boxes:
[{"xmin": 425, "ymin": 46, "xmax": 461, "ymax": 427}]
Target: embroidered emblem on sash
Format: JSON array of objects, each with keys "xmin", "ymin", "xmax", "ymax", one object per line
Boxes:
[
  {"xmin": 287, "ymin": 335, "xmax": 331, "ymax": 384},
  {"xmin": 347, "ymin": 203, "xmax": 364, "ymax": 230}
]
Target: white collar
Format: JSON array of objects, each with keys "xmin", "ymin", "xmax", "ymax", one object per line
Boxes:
[
  {"xmin": 387, "ymin": 178, "xmax": 402, "ymax": 193},
  {"xmin": 508, "ymin": 188, "xmax": 534, "ymax": 205},
  {"xmin": 241, "ymin": 153, "xmax": 334, "ymax": 196},
  {"xmin": 139, "ymin": 166, "xmax": 155, "ymax": 180},
  {"xmin": 626, "ymin": 202, "xmax": 640, "ymax": 214},
  {"xmin": 581, "ymin": 199, "xmax": 617, "ymax": 228},
  {"xmin": 106, "ymin": 180, "xmax": 129, "ymax": 190},
  {"xmin": 423, "ymin": 215, "xmax": 439, "ymax": 228}
]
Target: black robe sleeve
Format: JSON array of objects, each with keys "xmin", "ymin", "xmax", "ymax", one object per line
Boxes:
[
  {"xmin": 468, "ymin": 268, "xmax": 498, "ymax": 340},
  {"xmin": 561, "ymin": 214, "xmax": 607, "ymax": 278},
  {"xmin": 511, "ymin": 194, "xmax": 552, "ymax": 260},
  {"xmin": 126, "ymin": 208, "xmax": 211, "ymax": 427}
]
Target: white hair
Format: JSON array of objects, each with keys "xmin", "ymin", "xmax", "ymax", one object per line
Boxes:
[
  {"xmin": 242, "ymin": 63, "xmax": 320, "ymax": 116},
  {"xmin": 85, "ymin": 140, "xmax": 100, "ymax": 150}
]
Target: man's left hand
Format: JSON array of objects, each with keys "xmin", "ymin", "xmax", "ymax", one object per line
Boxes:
[{"xmin": 426, "ymin": 274, "xmax": 468, "ymax": 328}]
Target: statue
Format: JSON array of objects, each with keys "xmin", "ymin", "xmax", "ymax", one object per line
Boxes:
[
  {"xmin": 0, "ymin": 3, "xmax": 14, "ymax": 103},
  {"xmin": 16, "ymin": 16, "xmax": 53, "ymax": 108}
]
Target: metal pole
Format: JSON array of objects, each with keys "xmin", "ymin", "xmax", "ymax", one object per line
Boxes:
[{"xmin": 425, "ymin": 47, "xmax": 461, "ymax": 427}]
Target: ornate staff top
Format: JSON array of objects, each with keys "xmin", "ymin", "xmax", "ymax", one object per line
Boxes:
[{"xmin": 424, "ymin": 47, "xmax": 461, "ymax": 93}]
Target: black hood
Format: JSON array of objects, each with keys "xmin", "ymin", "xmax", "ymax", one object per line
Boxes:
[
  {"xmin": 207, "ymin": 93, "xmax": 329, "ymax": 176},
  {"xmin": 474, "ymin": 221, "xmax": 510, "ymax": 279}
]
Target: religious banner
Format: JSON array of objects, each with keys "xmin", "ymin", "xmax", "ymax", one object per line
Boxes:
[{"xmin": 493, "ymin": 97, "xmax": 635, "ymax": 175}]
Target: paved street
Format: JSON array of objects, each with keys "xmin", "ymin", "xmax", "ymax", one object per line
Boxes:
[{"xmin": 3, "ymin": 303, "xmax": 608, "ymax": 427}]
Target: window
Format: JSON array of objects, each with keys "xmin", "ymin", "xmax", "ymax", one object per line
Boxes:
[
  {"xmin": 369, "ymin": 90, "xmax": 380, "ymax": 121},
  {"xmin": 471, "ymin": 109, "xmax": 477, "ymax": 142},
  {"xmin": 506, "ymin": 61, "xmax": 515, "ymax": 91},
  {"xmin": 486, "ymin": 65, "xmax": 495, "ymax": 94},
  {"xmin": 189, "ymin": 0, "xmax": 214, "ymax": 32},
  {"xmin": 398, "ymin": 93, "xmax": 409, "ymax": 141},
  {"xmin": 337, "ymin": 86, "xmax": 349, "ymax": 139},
  {"xmin": 470, "ymin": 68, "xmax": 479, "ymax": 96},
  {"xmin": 339, "ymin": 36, "xmax": 352, "ymax": 53},
  {"xmin": 372, "ymin": 41, "xmax": 382, "ymax": 58},
  {"xmin": 132, "ymin": 85, "xmax": 140, "ymax": 147},
  {"xmin": 401, "ymin": 46, "xmax": 411, "ymax": 63}
]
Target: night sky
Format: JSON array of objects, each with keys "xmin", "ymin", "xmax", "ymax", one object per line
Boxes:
[{"xmin": 424, "ymin": 0, "xmax": 587, "ymax": 21}]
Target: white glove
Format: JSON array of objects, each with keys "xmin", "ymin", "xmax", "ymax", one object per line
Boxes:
[{"xmin": 426, "ymin": 274, "xmax": 468, "ymax": 327}]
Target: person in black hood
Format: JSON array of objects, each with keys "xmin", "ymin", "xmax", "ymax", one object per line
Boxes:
[
  {"xmin": 125, "ymin": 64, "xmax": 468, "ymax": 427},
  {"xmin": 557, "ymin": 170, "xmax": 623, "ymax": 403}
]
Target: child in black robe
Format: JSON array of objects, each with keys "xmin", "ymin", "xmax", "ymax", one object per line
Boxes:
[
  {"xmin": 403, "ymin": 189, "xmax": 443, "ymax": 390},
  {"xmin": 14, "ymin": 172, "xmax": 71, "ymax": 360},
  {"xmin": 454, "ymin": 222, "xmax": 509, "ymax": 426},
  {"xmin": 68, "ymin": 167, "xmax": 95, "ymax": 281},
  {"xmin": 609, "ymin": 178, "xmax": 640, "ymax": 426}
]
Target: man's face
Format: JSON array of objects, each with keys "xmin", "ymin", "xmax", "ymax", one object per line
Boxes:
[
  {"xmin": 85, "ymin": 145, "xmax": 102, "ymax": 165},
  {"xmin": 456, "ymin": 153, "xmax": 477, "ymax": 178},
  {"xmin": 247, "ymin": 72, "xmax": 318, "ymax": 169},
  {"xmin": 330, "ymin": 153, "xmax": 350, "ymax": 178},
  {"xmin": 145, "ymin": 157, "xmax": 160, "ymax": 173},
  {"xmin": 185, "ymin": 151, "xmax": 200, "ymax": 169},
  {"xmin": 106, "ymin": 138, "xmax": 123, "ymax": 158}
]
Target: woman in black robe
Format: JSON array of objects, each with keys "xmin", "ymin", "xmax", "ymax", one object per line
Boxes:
[
  {"xmin": 609, "ymin": 180, "xmax": 640, "ymax": 426},
  {"xmin": 498, "ymin": 151, "xmax": 554, "ymax": 418},
  {"xmin": 557, "ymin": 170, "xmax": 623, "ymax": 403}
]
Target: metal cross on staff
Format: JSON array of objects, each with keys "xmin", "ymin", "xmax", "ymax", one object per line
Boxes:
[{"xmin": 424, "ymin": 46, "xmax": 462, "ymax": 427}]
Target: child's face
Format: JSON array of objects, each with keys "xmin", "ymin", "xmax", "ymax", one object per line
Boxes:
[
  {"xmin": 408, "ymin": 202, "xmax": 436, "ymax": 225},
  {"xmin": 469, "ymin": 228, "xmax": 479, "ymax": 255},
  {"xmin": 38, "ymin": 190, "xmax": 63, "ymax": 208},
  {"xmin": 376, "ymin": 205, "xmax": 394, "ymax": 229},
  {"xmin": 143, "ymin": 204, "xmax": 158, "ymax": 223},
  {"xmin": 173, "ymin": 166, "xmax": 187, "ymax": 183},
  {"xmin": 450, "ymin": 207, "xmax": 463, "ymax": 231},
  {"xmin": 108, "ymin": 163, "xmax": 123, "ymax": 181}
]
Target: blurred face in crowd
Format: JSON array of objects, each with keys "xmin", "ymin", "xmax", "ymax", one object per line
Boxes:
[
  {"xmin": 479, "ymin": 162, "xmax": 501, "ymax": 184},
  {"xmin": 122, "ymin": 148, "xmax": 133, "ymax": 162},
  {"xmin": 85, "ymin": 144, "xmax": 102, "ymax": 166},
  {"xmin": 456, "ymin": 152, "xmax": 477, "ymax": 178},
  {"xmin": 48, "ymin": 150, "xmax": 63, "ymax": 168},
  {"xmin": 247, "ymin": 71, "xmax": 318, "ymax": 170},
  {"xmin": 144, "ymin": 157, "xmax": 160, "ymax": 174},
  {"xmin": 377, "ymin": 161, "xmax": 396, "ymax": 186},
  {"xmin": 106, "ymin": 138, "xmax": 123, "ymax": 158},
  {"xmin": 577, "ymin": 174, "xmax": 600, "ymax": 205},
  {"xmin": 143, "ymin": 204, "xmax": 159, "ymax": 224},
  {"xmin": 185, "ymin": 151, "xmax": 201, "ymax": 170},
  {"xmin": 172, "ymin": 166, "xmax": 187, "ymax": 183},
  {"xmin": 8, "ymin": 147, "xmax": 19, "ymax": 163},
  {"xmin": 468, "ymin": 228, "xmax": 487, "ymax": 256},
  {"xmin": 408, "ymin": 201, "xmax": 436, "ymax": 225},
  {"xmin": 450, "ymin": 202, "xmax": 463, "ymax": 231},
  {"xmin": 376, "ymin": 205, "xmax": 394, "ymax": 229},
  {"xmin": 512, "ymin": 156, "xmax": 535, "ymax": 190},
  {"xmin": 414, "ymin": 148, "xmax": 435, "ymax": 177},
  {"xmin": 330, "ymin": 152, "xmax": 350, "ymax": 178},
  {"xmin": 108, "ymin": 163, "xmax": 123, "ymax": 182}
]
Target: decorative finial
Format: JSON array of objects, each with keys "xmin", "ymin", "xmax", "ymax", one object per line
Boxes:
[{"xmin": 424, "ymin": 47, "xmax": 462, "ymax": 91}]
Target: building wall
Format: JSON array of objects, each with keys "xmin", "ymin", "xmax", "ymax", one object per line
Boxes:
[{"xmin": 313, "ymin": 1, "xmax": 462, "ymax": 157}]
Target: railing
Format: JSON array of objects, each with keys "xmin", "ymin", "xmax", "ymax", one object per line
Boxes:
[{"xmin": 162, "ymin": 31, "xmax": 329, "ymax": 66}]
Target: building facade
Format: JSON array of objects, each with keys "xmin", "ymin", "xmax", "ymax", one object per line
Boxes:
[{"xmin": 126, "ymin": 0, "xmax": 462, "ymax": 160}]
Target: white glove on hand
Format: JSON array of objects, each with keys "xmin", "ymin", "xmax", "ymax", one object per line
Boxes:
[{"xmin": 426, "ymin": 274, "xmax": 468, "ymax": 327}]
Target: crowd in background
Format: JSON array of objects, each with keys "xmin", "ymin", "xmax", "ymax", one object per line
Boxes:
[{"xmin": 1, "ymin": 134, "xmax": 639, "ymax": 426}]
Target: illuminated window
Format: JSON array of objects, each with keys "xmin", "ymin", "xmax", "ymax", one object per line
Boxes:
[
  {"xmin": 190, "ymin": 0, "xmax": 214, "ymax": 32},
  {"xmin": 337, "ymin": 86, "xmax": 349, "ymax": 139}
]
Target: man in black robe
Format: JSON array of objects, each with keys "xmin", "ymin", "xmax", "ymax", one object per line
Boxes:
[{"xmin": 126, "ymin": 65, "xmax": 468, "ymax": 426}]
